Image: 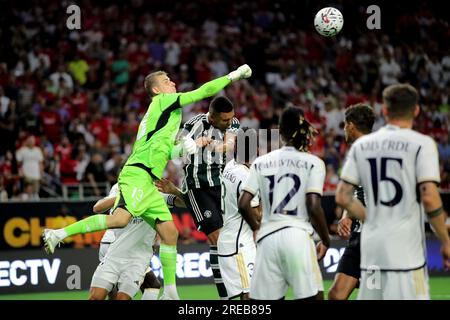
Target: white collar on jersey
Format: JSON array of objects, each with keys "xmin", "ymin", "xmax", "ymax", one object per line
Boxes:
[{"xmin": 384, "ymin": 124, "xmax": 401, "ymax": 130}]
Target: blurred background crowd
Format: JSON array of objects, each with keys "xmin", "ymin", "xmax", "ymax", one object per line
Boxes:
[{"xmin": 0, "ymin": 0, "xmax": 449, "ymax": 204}]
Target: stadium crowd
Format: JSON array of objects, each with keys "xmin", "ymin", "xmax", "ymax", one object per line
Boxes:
[{"xmin": 0, "ymin": 0, "xmax": 449, "ymax": 204}]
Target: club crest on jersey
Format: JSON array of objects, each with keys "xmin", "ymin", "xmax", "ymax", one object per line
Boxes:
[{"xmin": 204, "ymin": 210, "xmax": 212, "ymax": 218}]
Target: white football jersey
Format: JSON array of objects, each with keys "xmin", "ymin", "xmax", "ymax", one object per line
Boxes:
[
  {"xmin": 218, "ymin": 159, "xmax": 258, "ymax": 255},
  {"xmin": 341, "ymin": 124, "xmax": 440, "ymax": 270},
  {"xmin": 100, "ymin": 184, "xmax": 120, "ymax": 244},
  {"xmin": 243, "ymin": 146, "xmax": 326, "ymax": 242},
  {"xmin": 100, "ymin": 183, "xmax": 156, "ymax": 262},
  {"xmin": 105, "ymin": 217, "xmax": 156, "ymax": 262}
]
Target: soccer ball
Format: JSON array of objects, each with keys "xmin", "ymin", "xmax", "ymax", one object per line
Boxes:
[{"xmin": 314, "ymin": 7, "xmax": 344, "ymax": 37}]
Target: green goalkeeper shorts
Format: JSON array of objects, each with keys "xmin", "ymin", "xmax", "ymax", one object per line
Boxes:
[{"xmin": 114, "ymin": 165, "xmax": 172, "ymax": 228}]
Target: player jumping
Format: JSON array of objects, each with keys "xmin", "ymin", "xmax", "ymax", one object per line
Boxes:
[{"xmin": 42, "ymin": 65, "xmax": 252, "ymax": 300}]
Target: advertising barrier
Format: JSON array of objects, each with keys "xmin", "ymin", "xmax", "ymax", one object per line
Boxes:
[
  {"xmin": 1, "ymin": 193, "xmax": 449, "ymax": 250},
  {"xmin": 0, "ymin": 238, "xmax": 447, "ymax": 294}
]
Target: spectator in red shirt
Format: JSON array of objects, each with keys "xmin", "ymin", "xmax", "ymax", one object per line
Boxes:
[
  {"xmin": 55, "ymin": 135, "xmax": 73, "ymax": 160},
  {"xmin": 89, "ymin": 112, "xmax": 110, "ymax": 146},
  {"xmin": 172, "ymin": 212, "xmax": 208, "ymax": 244},
  {"xmin": 71, "ymin": 88, "xmax": 89, "ymax": 118},
  {"xmin": 39, "ymin": 101, "xmax": 61, "ymax": 144}
]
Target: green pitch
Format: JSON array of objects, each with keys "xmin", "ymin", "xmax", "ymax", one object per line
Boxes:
[{"xmin": 0, "ymin": 278, "xmax": 449, "ymax": 300}]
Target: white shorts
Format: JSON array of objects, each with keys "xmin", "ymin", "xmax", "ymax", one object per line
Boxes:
[
  {"xmin": 250, "ymin": 227, "xmax": 323, "ymax": 300},
  {"xmin": 218, "ymin": 241, "xmax": 256, "ymax": 299},
  {"xmin": 90, "ymin": 256, "xmax": 148, "ymax": 298},
  {"xmin": 98, "ymin": 243, "xmax": 110, "ymax": 263},
  {"xmin": 358, "ymin": 267, "xmax": 429, "ymax": 300}
]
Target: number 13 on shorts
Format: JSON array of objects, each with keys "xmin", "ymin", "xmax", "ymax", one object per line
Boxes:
[{"xmin": 131, "ymin": 187, "xmax": 144, "ymax": 207}]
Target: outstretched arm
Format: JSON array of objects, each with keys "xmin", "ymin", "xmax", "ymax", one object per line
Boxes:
[
  {"xmin": 179, "ymin": 65, "xmax": 252, "ymax": 106},
  {"xmin": 179, "ymin": 76, "xmax": 230, "ymax": 106}
]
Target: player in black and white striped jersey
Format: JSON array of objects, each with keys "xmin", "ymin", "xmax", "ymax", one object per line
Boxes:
[
  {"xmin": 328, "ymin": 104, "xmax": 375, "ymax": 300},
  {"xmin": 179, "ymin": 96, "xmax": 240, "ymax": 299}
]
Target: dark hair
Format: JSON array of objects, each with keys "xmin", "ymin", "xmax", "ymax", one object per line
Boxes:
[
  {"xmin": 279, "ymin": 106, "xmax": 316, "ymax": 152},
  {"xmin": 209, "ymin": 96, "xmax": 234, "ymax": 114},
  {"xmin": 144, "ymin": 71, "xmax": 167, "ymax": 96},
  {"xmin": 345, "ymin": 103, "xmax": 375, "ymax": 134},
  {"xmin": 382, "ymin": 84, "xmax": 419, "ymax": 119},
  {"xmin": 234, "ymin": 127, "xmax": 258, "ymax": 164}
]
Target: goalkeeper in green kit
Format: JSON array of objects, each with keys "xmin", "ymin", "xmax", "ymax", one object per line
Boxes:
[{"xmin": 42, "ymin": 64, "xmax": 252, "ymax": 300}]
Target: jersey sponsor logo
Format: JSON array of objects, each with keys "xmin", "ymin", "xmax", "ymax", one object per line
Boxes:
[{"xmin": 204, "ymin": 210, "xmax": 212, "ymax": 218}]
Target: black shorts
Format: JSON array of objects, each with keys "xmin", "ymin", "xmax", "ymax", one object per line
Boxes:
[
  {"xmin": 336, "ymin": 232, "xmax": 361, "ymax": 281},
  {"xmin": 182, "ymin": 186, "xmax": 223, "ymax": 236}
]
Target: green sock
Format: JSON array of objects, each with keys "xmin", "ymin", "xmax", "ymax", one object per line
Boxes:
[
  {"xmin": 64, "ymin": 214, "xmax": 107, "ymax": 237},
  {"xmin": 159, "ymin": 244, "xmax": 177, "ymax": 286}
]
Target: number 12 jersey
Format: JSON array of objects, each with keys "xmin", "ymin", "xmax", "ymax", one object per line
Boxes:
[{"xmin": 243, "ymin": 146, "xmax": 326, "ymax": 243}]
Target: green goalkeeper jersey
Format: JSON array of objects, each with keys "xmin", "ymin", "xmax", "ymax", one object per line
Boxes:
[{"xmin": 123, "ymin": 76, "xmax": 231, "ymax": 179}]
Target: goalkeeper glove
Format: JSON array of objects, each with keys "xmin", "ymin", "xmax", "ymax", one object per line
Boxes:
[
  {"xmin": 180, "ymin": 136, "xmax": 197, "ymax": 155},
  {"xmin": 227, "ymin": 64, "xmax": 252, "ymax": 82}
]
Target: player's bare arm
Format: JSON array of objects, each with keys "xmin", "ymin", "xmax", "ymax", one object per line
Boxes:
[
  {"xmin": 420, "ymin": 182, "xmax": 450, "ymax": 269},
  {"xmin": 337, "ymin": 210, "xmax": 352, "ymax": 239},
  {"xmin": 93, "ymin": 196, "xmax": 117, "ymax": 213},
  {"xmin": 306, "ymin": 193, "xmax": 330, "ymax": 260},
  {"xmin": 154, "ymin": 179, "xmax": 186, "ymax": 207},
  {"xmin": 335, "ymin": 181, "xmax": 366, "ymax": 221},
  {"xmin": 196, "ymin": 137, "xmax": 213, "ymax": 147},
  {"xmin": 238, "ymin": 191, "xmax": 261, "ymax": 231},
  {"xmin": 211, "ymin": 132, "xmax": 237, "ymax": 153}
]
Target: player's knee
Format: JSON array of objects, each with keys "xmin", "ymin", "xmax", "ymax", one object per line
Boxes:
[
  {"xmin": 165, "ymin": 224, "xmax": 179, "ymax": 244},
  {"xmin": 115, "ymin": 292, "xmax": 132, "ymax": 300},
  {"xmin": 89, "ymin": 289, "xmax": 106, "ymax": 300},
  {"xmin": 328, "ymin": 287, "xmax": 345, "ymax": 300},
  {"xmin": 108, "ymin": 208, "xmax": 131, "ymax": 228},
  {"xmin": 157, "ymin": 221, "xmax": 179, "ymax": 245}
]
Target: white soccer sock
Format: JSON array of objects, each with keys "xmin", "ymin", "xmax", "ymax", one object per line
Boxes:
[
  {"xmin": 164, "ymin": 284, "xmax": 179, "ymax": 298},
  {"xmin": 141, "ymin": 288, "xmax": 160, "ymax": 300},
  {"xmin": 54, "ymin": 229, "xmax": 68, "ymax": 241}
]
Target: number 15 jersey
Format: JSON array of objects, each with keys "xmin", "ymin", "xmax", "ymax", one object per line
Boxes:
[
  {"xmin": 341, "ymin": 124, "xmax": 440, "ymax": 270},
  {"xmin": 243, "ymin": 146, "xmax": 326, "ymax": 243}
]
